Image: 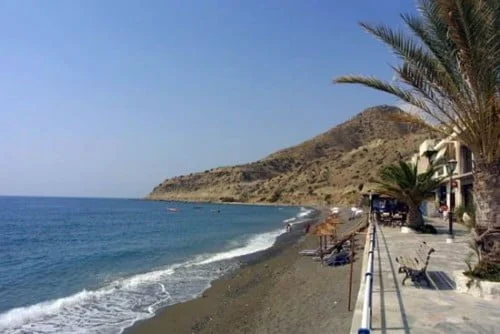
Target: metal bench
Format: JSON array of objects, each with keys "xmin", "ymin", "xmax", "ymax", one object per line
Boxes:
[{"xmin": 395, "ymin": 241, "xmax": 435, "ymax": 285}]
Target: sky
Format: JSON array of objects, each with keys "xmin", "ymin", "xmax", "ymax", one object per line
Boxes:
[{"xmin": 0, "ymin": 0, "xmax": 417, "ymax": 198}]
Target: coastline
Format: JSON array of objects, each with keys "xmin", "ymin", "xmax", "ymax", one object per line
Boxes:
[
  {"xmin": 125, "ymin": 211, "xmax": 366, "ymax": 334},
  {"xmin": 143, "ymin": 197, "xmax": 304, "ymax": 208}
]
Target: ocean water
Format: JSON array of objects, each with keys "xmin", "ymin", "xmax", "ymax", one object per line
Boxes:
[{"xmin": 0, "ymin": 196, "xmax": 309, "ymax": 334}]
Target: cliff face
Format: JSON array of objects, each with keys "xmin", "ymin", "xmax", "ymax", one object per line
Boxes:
[{"xmin": 148, "ymin": 105, "xmax": 429, "ymax": 205}]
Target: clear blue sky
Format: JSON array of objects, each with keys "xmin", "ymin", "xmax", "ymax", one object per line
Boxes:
[{"xmin": 0, "ymin": 0, "xmax": 416, "ymax": 198}]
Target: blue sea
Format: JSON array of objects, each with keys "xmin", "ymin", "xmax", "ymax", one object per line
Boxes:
[{"xmin": 0, "ymin": 196, "xmax": 309, "ymax": 334}]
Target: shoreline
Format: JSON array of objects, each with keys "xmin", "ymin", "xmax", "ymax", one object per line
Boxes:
[
  {"xmin": 124, "ymin": 215, "xmax": 320, "ymax": 334},
  {"xmin": 143, "ymin": 197, "xmax": 307, "ymax": 208},
  {"xmin": 125, "ymin": 210, "xmax": 366, "ymax": 334}
]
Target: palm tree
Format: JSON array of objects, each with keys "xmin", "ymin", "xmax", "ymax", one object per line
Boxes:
[
  {"xmin": 375, "ymin": 161, "xmax": 444, "ymax": 228},
  {"xmin": 335, "ymin": 0, "xmax": 499, "ymax": 264}
]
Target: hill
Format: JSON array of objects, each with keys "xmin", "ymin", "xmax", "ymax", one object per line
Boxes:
[{"xmin": 147, "ymin": 105, "xmax": 430, "ymax": 205}]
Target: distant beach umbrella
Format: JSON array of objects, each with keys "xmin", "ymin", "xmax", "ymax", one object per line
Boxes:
[
  {"xmin": 310, "ymin": 222, "xmax": 334, "ymax": 236},
  {"xmin": 323, "ymin": 216, "xmax": 342, "ymax": 239},
  {"xmin": 311, "ymin": 222, "xmax": 336, "ymax": 256},
  {"xmin": 324, "ymin": 216, "xmax": 342, "ymax": 225}
]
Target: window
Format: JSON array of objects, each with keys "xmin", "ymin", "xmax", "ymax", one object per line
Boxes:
[
  {"xmin": 446, "ymin": 142, "xmax": 457, "ymax": 161},
  {"xmin": 461, "ymin": 146, "xmax": 473, "ymax": 173}
]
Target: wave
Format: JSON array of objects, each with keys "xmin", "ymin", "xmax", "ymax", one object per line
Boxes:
[
  {"xmin": 297, "ymin": 207, "xmax": 315, "ymax": 218},
  {"xmin": 283, "ymin": 207, "xmax": 317, "ymax": 225},
  {"xmin": 0, "ymin": 229, "xmax": 286, "ymax": 334},
  {"xmin": 198, "ymin": 229, "xmax": 285, "ymax": 265},
  {"xmin": 0, "ymin": 265, "xmax": 179, "ymax": 334}
]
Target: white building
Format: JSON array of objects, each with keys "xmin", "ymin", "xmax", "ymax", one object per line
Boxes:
[{"xmin": 411, "ymin": 136, "xmax": 474, "ymax": 214}]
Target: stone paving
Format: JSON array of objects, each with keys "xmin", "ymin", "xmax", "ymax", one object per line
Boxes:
[{"xmin": 351, "ymin": 219, "xmax": 500, "ymax": 334}]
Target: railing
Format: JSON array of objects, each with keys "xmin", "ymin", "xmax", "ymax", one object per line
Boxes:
[{"xmin": 358, "ymin": 214, "xmax": 376, "ymax": 334}]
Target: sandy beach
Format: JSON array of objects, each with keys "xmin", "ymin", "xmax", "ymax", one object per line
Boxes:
[{"xmin": 125, "ymin": 211, "xmax": 366, "ymax": 334}]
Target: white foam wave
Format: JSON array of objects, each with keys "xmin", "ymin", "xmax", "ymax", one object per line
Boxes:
[
  {"xmin": 297, "ymin": 209, "xmax": 313, "ymax": 218},
  {"xmin": 0, "ymin": 288, "xmax": 114, "ymax": 330},
  {"xmin": 198, "ymin": 229, "xmax": 284, "ymax": 265},
  {"xmin": 0, "ymin": 264, "xmax": 182, "ymax": 334},
  {"xmin": 0, "ymin": 228, "xmax": 286, "ymax": 334}
]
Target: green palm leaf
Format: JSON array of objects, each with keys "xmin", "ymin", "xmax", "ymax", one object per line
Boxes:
[
  {"xmin": 334, "ymin": 0, "xmax": 500, "ymax": 166},
  {"xmin": 374, "ymin": 160, "xmax": 444, "ymax": 227}
]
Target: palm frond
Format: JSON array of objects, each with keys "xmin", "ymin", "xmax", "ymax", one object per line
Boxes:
[
  {"xmin": 374, "ymin": 160, "xmax": 443, "ymax": 208},
  {"xmin": 334, "ymin": 76, "xmax": 429, "ymax": 111},
  {"xmin": 384, "ymin": 110, "xmax": 439, "ymax": 133},
  {"xmin": 334, "ymin": 0, "xmax": 500, "ymax": 165}
]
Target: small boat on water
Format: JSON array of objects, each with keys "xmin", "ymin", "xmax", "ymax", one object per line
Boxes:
[{"xmin": 167, "ymin": 207, "xmax": 180, "ymax": 212}]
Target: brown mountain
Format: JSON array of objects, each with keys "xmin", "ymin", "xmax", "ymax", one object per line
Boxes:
[{"xmin": 147, "ymin": 105, "xmax": 430, "ymax": 205}]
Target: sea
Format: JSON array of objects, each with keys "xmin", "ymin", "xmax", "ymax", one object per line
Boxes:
[{"xmin": 0, "ymin": 196, "xmax": 313, "ymax": 334}]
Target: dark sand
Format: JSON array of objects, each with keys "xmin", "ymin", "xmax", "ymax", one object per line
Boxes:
[{"xmin": 125, "ymin": 214, "xmax": 366, "ymax": 334}]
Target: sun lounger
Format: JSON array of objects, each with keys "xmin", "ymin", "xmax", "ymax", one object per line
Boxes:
[
  {"xmin": 299, "ymin": 249, "xmax": 320, "ymax": 256},
  {"xmin": 299, "ymin": 243, "xmax": 338, "ymax": 256},
  {"xmin": 312, "ymin": 247, "xmax": 342, "ymax": 261},
  {"xmin": 326, "ymin": 250, "xmax": 351, "ymax": 266},
  {"xmin": 300, "ymin": 239, "xmax": 352, "ymax": 259}
]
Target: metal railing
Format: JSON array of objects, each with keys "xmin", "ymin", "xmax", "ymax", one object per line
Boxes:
[{"xmin": 358, "ymin": 214, "xmax": 376, "ymax": 334}]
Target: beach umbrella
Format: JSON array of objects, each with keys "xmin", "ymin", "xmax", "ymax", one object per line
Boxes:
[
  {"xmin": 310, "ymin": 223, "xmax": 336, "ymax": 261},
  {"xmin": 311, "ymin": 222, "xmax": 336, "ymax": 252},
  {"xmin": 324, "ymin": 216, "xmax": 342, "ymax": 240},
  {"xmin": 310, "ymin": 222, "xmax": 334, "ymax": 235},
  {"xmin": 325, "ymin": 215, "xmax": 342, "ymax": 223}
]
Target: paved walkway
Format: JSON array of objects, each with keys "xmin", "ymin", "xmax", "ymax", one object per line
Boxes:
[{"xmin": 351, "ymin": 219, "xmax": 500, "ymax": 334}]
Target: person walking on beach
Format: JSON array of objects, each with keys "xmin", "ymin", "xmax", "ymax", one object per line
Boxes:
[
  {"xmin": 349, "ymin": 207, "xmax": 357, "ymax": 220},
  {"xmin": 286, "ymin": 223, "xmax": 291, "ymax": 232},
  {"xmin": 304, "ymin": 222, "xmax": 311, "ymax": 233}
]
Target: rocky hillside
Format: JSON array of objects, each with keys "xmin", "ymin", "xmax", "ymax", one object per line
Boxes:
[{"xmin": 147, "ymin": 105, "xmax": 431, "ymax": 205}]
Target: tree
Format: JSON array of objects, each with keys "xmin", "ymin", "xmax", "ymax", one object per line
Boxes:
[
  {"xmin": 335, "ymin": 0, "xmax": 500, "ymax": 264},
  {"xmin": 374, "ymin": 161, "xmax": 444, "ymax": 228}
]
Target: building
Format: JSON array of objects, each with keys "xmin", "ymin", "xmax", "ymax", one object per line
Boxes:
[{"xmin": 411, "ymin": 135, "xmax": 474, "ymax": 215}]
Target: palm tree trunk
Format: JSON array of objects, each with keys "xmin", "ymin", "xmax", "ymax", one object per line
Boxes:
[
  {"xmin": 407, "ymin": 204, "xmax": 424, "ymax": 228},
  {"xmin": 473, "ymin": 160, "xmax": 500, "ymax": 264}
]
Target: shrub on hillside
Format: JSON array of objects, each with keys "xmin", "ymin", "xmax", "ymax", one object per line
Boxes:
[
  {"xmin": 219, "ymin": 196, "xmax": 236, "ymax": 203},
  {"xmin": 268, "ymin": 190, "xmax": 282, "ymax": 203}
]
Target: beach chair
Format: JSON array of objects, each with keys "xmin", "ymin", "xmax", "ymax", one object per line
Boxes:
[
  {"xmin": 311, "ymin": 246, "xmax": 341, "ymax": 261},
  {"xmin": 326, "ymin": 250, "xmax": 351, "ymax": 266}
]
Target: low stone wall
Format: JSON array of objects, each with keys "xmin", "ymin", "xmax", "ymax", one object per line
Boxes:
[{"xmin": 454, "ymin": 271, "xmax": 500, "ymax": 300}]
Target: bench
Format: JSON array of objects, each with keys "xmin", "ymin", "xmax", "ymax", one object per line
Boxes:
[{"xmin": 395, "ymin": 241, "xmax": 435, "ymax": 285}]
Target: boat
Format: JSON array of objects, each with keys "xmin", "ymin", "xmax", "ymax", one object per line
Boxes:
[{"xmin": 167, "ymin": 208, "xmax": 180, "ymax": 212}]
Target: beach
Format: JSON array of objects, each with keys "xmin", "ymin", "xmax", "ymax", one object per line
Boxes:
[{"xmin": 126, "ymin": 213, "xmax": 366, "ymax": 334}]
